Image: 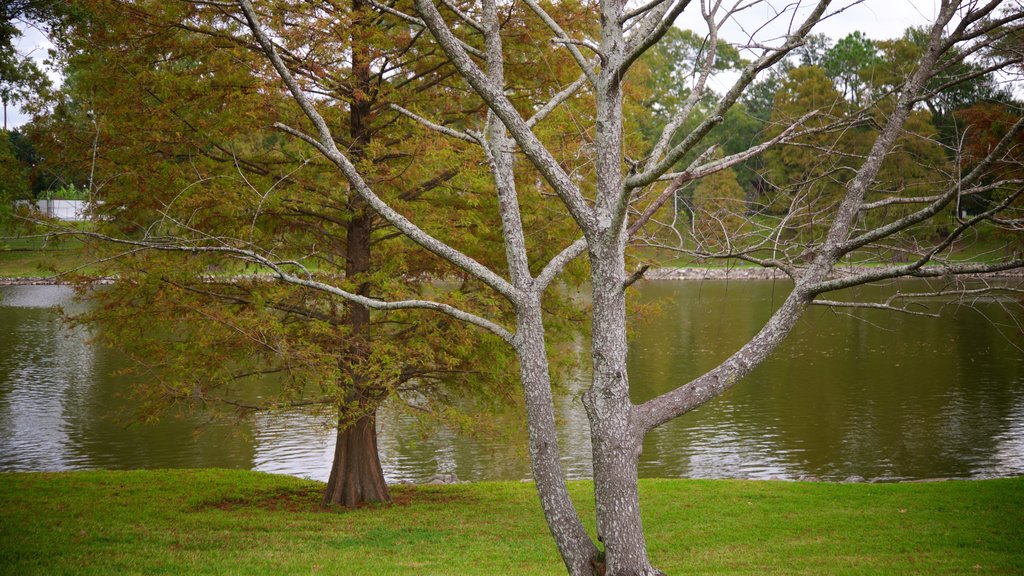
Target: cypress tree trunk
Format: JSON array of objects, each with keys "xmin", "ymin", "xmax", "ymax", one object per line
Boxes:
[
  {"xmin": 323, "ymin": 208, "xmax": 390, "ymax": 506},
  {"xmin": 324, "ymin": 410, "xmax": 389, "ymax": 506},
  {"xmin": 323, "ymin": 0, "xmax": 390, "ymax": 507}
]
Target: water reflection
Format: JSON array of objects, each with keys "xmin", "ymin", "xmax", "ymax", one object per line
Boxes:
[
  {"xmin": 1, "ymin": 279, "xmax": 1022, "ymax": 482},
  {"xmin": 629, "ymin": 280, "xmax": 1024, "ymax": 481},
  {"xmin": 0, "ymin": 286, "xmax": 256, "ymax": 472}
]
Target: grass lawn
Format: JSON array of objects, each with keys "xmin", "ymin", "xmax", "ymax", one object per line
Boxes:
[
  {"xmin": 1, "ymin": 470, "xmax": 1021, "ymax": 575},
  {"xmin": 638, "ymin": 220, "xmax": 1020, "ymax": 270},
  {"xmin": 0, "ymin": 236, "xmax": 95, "ymax": 278},
  {"xmin": 3, "ymin": 221, "xmax": 1016, "ymax": 280}
]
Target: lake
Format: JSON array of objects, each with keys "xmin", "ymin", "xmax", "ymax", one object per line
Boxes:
[{"xmin": 1, "ymin": 279, "xmax": 1022, "ymax": 482}]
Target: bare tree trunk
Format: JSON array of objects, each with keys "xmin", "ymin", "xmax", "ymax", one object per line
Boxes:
[
  {"xmin": 517, "ymin": 302, "xmax": 599, "ymax": 576},
  {"xmin": 475, "ymin": 2, "xmax": 597, "ymax": 570},
  {"xmin": 581, "ymin": 3, "xmax": 660, "ymax": 570},
  {"xmin": 584, "ymin": 247, "xmax": 659, "ymax": 576},
  {"xmin": 590, "ymin": 444, "xmax": 655, "ymax": 576},
  {"xmin": 324, "ymin": 410, "xmax": 390, "ymax": 506}
]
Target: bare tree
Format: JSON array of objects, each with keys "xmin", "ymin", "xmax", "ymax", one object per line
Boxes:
[{"xmin": 77, "ymin": 0, "xmax": 1024, "ymax": 574}]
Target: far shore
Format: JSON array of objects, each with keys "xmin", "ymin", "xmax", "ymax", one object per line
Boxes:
[{"xmin": 3, "ymin": 265, "xmax": 1023, "ymax": 288}]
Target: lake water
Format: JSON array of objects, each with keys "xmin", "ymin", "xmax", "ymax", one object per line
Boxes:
[{"xmin": 1, "ymin": 280, "xmax": 1022, "ymax": 483}]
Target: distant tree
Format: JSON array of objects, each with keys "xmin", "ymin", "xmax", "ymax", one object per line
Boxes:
[
  {"xmin": 953, "ymin": 101, "xmax": 1024, "ymax": 220},
  {"xmin": 43, "ymin": 0, "xmax": 591, "ymax": 508},
  {"xmin": 691, "ymin": 162, "xmax": 747, "ymax": 248},
  {"xmin": 795, "ymin": 32, "xmax": 832, "ymax": 67},
  {"xmin": 0, "ymin": 131, "xmax": 32, "ymax": 232},
  {"xmin": 822, "ymin": 31, "xmax": 879, "ymax": 104},
  {"xmin": 760, "ymin": 65, "xmax": 851, "ymax": 229},
  {"xmin": 0, "ymin": 32, "xmax": 49, "ymax": 130},
  {"xmin": 635, "ymin": 27, "xmax": 744, "ymax": 136},
  {"xmin": 761, "ymin": 62, "xmax": 954, "ymax": 248},
  {"xmin": 0, "ymin": 0, "xmax": 76, "ymax": 129},
  {"xmin": 864, "ymin": 26, "xmax": 1013, "ymax": 140}
]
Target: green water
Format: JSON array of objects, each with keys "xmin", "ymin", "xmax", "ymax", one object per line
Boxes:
[{"xmin": 1, "ymin": 280, "xmax": 1022, "ymax": 482}]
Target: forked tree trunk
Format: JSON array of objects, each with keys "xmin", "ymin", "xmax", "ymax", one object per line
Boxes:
[{"xmin": 324, "ymin": 410, "xmax": 390, "ymax": 506}]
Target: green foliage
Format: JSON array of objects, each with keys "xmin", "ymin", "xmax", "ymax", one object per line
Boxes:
[
  {"xmin": 760, "ymin": 66, "xmax": 850, "ymax": 231},
  {"xmin": 953, "ymin": 102, "xmax": 1024, "ymax": 226},
  {"xmin": 758, "ymin": 61, "xmax": 955, "ymax": 245},
  {"xmin": 39, "ymin": 183, "xmax": 87, "ymax": 200},
  {"xmin": 742, "ymin": 68, "xmax": 786, "ymax": 123},
  {"xmin": 863, "ymin": 26, "xmax": 1013, "ymax": 143},
  {"xmin": 0, "ymin": 32, "xmax": 50, "ymax": 123},
  {"xmin": 794, "ymin": 33, "xmax": 832, "ymax": 67},
  {"xmin": 2, "ymin": 470, "xmax": 1023, "ymax": 575},
  {"xmin": 691, "ymin": 164, "xmax": 747, "ymax": 249},
  {"xmin": 36, "ymin": 0, "xmax": 594, "ymax": 455},
  {"xmin": 0, "ymin": 1, "xmax": 76, "ymax": 126},
  {"xmin": 636, "ymin": 28, "xmax": 744, "ymax": 125},
  {"xmin": 750, "ymin": 23, "xmax": 1012, "ymax": 244},
  {"xmin": 821, "ymin": 31, "xmax": 879, "ymax": 104},
  {"xmin": 0, "ymin": 130, "xmax": 31, "ymax": 232},
  {"xmin": 688, "ymin": 165, "xmax": 745, "ymax": 248},
  {"xmin": 630, "ymin": 27, "xmax": 745, "ymax": 148}
]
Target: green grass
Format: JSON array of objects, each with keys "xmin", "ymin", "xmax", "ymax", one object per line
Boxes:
[
  {"xmin": 0, "ymin": 236, "xmax": 95, "ymax": 278},
  {"xmin": 1, "ymin": 470, "xmax": 1021, "ymax": 575},
  {"xmin": 640, "ymin": 218, "xmax": 1020, "ymax": 270},
  {"xmin": 2, "ymin": 219, "xmax": 1016, "ymax": 280}
]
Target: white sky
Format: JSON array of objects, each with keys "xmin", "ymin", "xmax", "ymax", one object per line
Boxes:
[
  {"xmin": 6, "ymin": 22, "xmax": 56, "ymax": 129},
  {"xmin": 676, "ymin": 0, "xmax": 943, "ymax": 44},
  {"xmin": 673, "ymin": 0, "xmax": 948, "ymax": 92},
  {"xmin": 3, "ymin": 0, "xmax": 953, "ymax": 129}
]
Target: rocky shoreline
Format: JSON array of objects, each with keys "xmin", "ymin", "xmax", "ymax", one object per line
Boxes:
[
  {"xmin": 0, "ymin": 276, "xmax": 116, "ymax": 286},
  {"xmin": 647, "ymin": 267, "xmax": 790, "ymax": 280},
  {"xmin": 647, "ymin": 266, "xmax": 1024, "ymax": 281},
  {"xmin": 3, "ymin": 266, "xmax": 1023, "ymax": 287}
]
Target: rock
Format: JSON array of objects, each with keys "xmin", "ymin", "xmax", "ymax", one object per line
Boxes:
[
  {"xmin": 426, "ymin": 473, "xmax": 459, "ymax": 485},
  {"xmin": 798, "ymin": 474, "xmax": 820, "ymax": 482}
]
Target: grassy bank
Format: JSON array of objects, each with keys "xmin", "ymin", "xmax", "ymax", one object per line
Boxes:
[
  {"xmin": 3, "ymin": 221, "xmax": 1017, "ymax": 281},
  {"xmin": 0, "ymin": 237, "xmax": 93, "ymax": 279},
  {"xmin": 1, "ymin": 470, "xmax": 1021, "ymax": 575}
]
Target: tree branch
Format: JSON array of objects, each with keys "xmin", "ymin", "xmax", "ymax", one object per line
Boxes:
[
  {"xmin": 72, "ymin": 229, "xmax": 516, "ymax": 344},
  {"xmin": 627, "ymin": 0, "xmax": 830, "ymax": 190},
  {"xmin": 389, "ymin": 103, "xmax": 483, "ymax": 144},
  {"xmin": 535, "ymin": 237, "xmax": 588, "ymax": 293},
  {"xmin": 413, "ymin": 0, "xmax": 598, "ymax": 236},
  {"xmin": 520, "ymin": 0, "xmax": 599, "ymax": 86},
  {"xmin": 525, "ymin": 72, "xmax": 590, "ymax": 129}
]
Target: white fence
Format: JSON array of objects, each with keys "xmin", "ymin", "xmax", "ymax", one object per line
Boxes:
[{"xmin": 13, "ymin": 200, "xmax": 89, "ymax": 222}]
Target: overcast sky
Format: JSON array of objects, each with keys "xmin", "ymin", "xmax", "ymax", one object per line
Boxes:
[
  {"xmin": 3, "ymin": 0, "xmax": 960, "ymax": 129},
  {"xmin": 676, "ymin": 0, "xmax": 942, "ymax": 44},
  {"xmin": 7, "ymin": 22, "xmax": 56, "ymax": 129}
]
